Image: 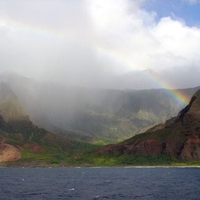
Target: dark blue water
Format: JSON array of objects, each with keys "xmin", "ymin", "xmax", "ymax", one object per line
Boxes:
[{"xmin": 0, "ymin": 167, "xmax": 200, "ymax": 200}]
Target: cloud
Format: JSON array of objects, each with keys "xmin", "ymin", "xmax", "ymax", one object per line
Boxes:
[
  {"xmin": 184, "ymin": 0, "xmax": 200, "ymax": 5},
  {"xmin": 149, "ymin": 17, "xmax": 200, "ymax": 69},
  {"xmin": 0, "ymin": 0, "xmax": 200, "ymax": 89}
]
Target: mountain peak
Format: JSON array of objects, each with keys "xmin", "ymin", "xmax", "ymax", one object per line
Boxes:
[{"xmin": 189, "ymin": 89, "xmax": 200, "ymax": 115}]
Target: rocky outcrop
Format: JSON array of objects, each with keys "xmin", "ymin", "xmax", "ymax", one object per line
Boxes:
[
  {"xmin": 180, "ymin": 135, "xmax": 200, "ymax": 160},
  {"xmin": 0, "ymin": 136, "xmax": 21, "ymax": 162}
]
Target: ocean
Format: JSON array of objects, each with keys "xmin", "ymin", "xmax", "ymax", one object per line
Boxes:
[{"xmin": 0, "ymin": 167, "xmax": 200, "ymax": 200}]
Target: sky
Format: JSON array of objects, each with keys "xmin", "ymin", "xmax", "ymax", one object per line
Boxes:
[{"xmin": 0, "ymin": 0, "xmax": 200, "ymax": 89}]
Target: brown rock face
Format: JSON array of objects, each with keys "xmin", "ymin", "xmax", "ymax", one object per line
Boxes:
[
  {"xmin": 125, "ymin": 139, "xmax": 163, "ymax": 156},
  {"xmin": 180, "ymin": 135, "xmax": 200, "ymax": 160},
  {"xmin": 0, "ymin": 140, "xmax": 21, "ymax": 162},
  {"xmin": 163, "ymin": 140, "xmax": 184, "ymax": 157}
]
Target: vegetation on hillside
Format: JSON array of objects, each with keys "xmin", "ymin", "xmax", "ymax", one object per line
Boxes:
[
  {"xmin": 1, "ymin": 82, "xmax": 200, "ymax": 167},
  {"xmin": 5, "ymin": 76, "xmax": 198, "ymax": 144},
  {"xmin": 53, "ymin": 87, "xmax": 198, "ymax": 144}
]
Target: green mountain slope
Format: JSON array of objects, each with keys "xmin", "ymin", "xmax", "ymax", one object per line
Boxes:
[
  {"xmin": 2, "ymin": 82, "xmax": 200, "ymax": 166},
  {"xmin": 79, "ymin": 89, "xmax": 200, "ymax": 166},
  {"xmin": 0, "ymin": 83, "xmax": 101, "ymax": 166}
]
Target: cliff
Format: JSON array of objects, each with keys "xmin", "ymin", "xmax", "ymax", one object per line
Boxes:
[{"xmin": 97, "ymin": 89, "xmax": 200, "ymax": 161}]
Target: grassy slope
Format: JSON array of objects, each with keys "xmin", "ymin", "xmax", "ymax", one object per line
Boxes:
[
  {"xmin": 2, "ymin": 120, "xmax": 200, "ymax": 167},
  {"xmin": 0, "ymin": 126, "xmax": 103, "ymax": 166},
  {"xmin": 70, "ymin": 116, "xmax": 200, "ymax": 167}
]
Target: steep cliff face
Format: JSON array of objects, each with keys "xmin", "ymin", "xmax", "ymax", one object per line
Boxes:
[{"xmin": 98, "ymin": 89, "xmax": 200, "ymax": 161}]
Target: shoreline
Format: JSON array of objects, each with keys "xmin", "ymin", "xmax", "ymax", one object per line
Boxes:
[{"xmin": 1, "ymin": 164, "xmax": 200, "ymax": 168}]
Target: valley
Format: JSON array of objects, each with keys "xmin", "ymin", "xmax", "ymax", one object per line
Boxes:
[{"xmin": 0, "ymin": 73, "xmax": 200, "ymax": 166}]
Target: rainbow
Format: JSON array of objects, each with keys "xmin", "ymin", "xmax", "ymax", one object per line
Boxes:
[
  {"xmin": 0, "ymin": 19, "xmax": 191, "ymax": 107},
  {"xmin": 0, "ymin": 19, "xmax": 73, "ymax": 41},
  {"xmin": 143, "ymin": 70, "xmax": 190, "ymax": 107},
  {"xmin": 96, "ymin": 45, "xmax": 190, "ymax": 107}
]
